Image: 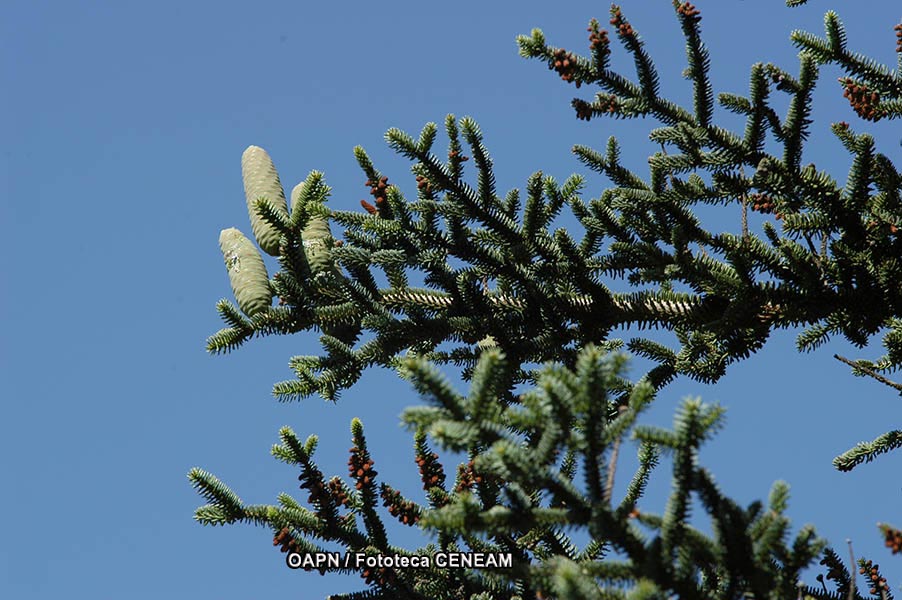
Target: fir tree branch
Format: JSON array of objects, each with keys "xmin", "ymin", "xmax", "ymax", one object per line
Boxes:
[
  {"xmin": 833, "ymin": 354, "xmax": 902, "ymax": 393},
  {"xmin": 833, "ymin": 430, "xmax": 902, "ymax": 472}
]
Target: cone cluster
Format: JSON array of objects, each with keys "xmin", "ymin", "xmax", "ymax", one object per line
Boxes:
[
  {"xmin": 348, "ymin": 446, "xmax": 377, "ymax": 491},
  {"xmin": 573, "ymin": 96, "xmax": 618, "ymax": 122},
  {"xmin": 748, "ymin": 193, "xmax": 776, "ymax": 215},
  {"xmin": 858, "ymin": 559, "xmax": 889, "ymax": 596},
  {"xmin": 415, "ymin": 451, "xmax": 446, "ymax": 490},
  {"xmin": 273, "ymin": 527, "xmax": 307, "ymax": 564},
  {"xmin": 840, "ymin": 78, "xmax": 883, "ymax": 121},
  {"xmin": 448, "ymin": 149, "xmax": 469, "ymax": 162},
  {"xmin": 574, "ymin": 99, "xmax": 593, "ymax": 122},
  {"xmin": 550, "ymin": 48, "xmax": 582, "ymax": 87},
  {"xmin": 610, "ymin": 8, "xmax": 634, "ymax": 38},
  {"xmin": 328, "ymin": 476, "xmax": 350, "ymax": 507},
  {"xmin": 677, "ymin": 2, "xmax": 701, "ymax": 22},
  {"xmin": 380, "ymin": 486, "xmax": 420, "ymax": 526},
  {"xmin": 895, "ymin": 23, "xmax": 901, "ymax": 53},
  {"xmin": 454, "ymin": 460, "xmax": 484, "ymax": 493},
  {"xmin": 366, "ymin": 176, "xmax": 390, "ymax": 207},
  {"xmin": 587, "ymin": 20, "xmax": 610, "ymax": 55},
  {"xmin": 298, "ymin": 467, "xmax": 330, "ymax": 508},
  {"xmin": 415, "ymin": 174, "xmax": 434, "ymax": 195},
  {"xmin": 880, "ymin": 523, "xmax": 902, "ymax": 554}
]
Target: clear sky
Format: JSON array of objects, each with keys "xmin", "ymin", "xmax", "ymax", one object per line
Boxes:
[{"xmin": 3, "ymin": 1, "xmax": 901, "ymax": 598}]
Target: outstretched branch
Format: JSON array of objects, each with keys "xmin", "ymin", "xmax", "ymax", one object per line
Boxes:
[{"xmin": 833, "ymin": 354, "xmax": 902, "ymax": 393}]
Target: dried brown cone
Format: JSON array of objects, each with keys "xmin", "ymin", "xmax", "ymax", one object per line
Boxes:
[
  {"xmin": 895, "ymin": 23, "xmax": 902, "ymax": 53},
  {"xmin": 360, "ymin": 199, "xmax": 377, "ymax": 215},
  {"xmin": 448, "ymin": 149, "xmax": 469, "ymax": 162}
]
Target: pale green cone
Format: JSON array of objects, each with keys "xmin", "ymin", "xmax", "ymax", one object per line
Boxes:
[
  {"xmin": 290, "ymin": 182, "xmax": 305, "ymax": 216},
  {"xmin": 219, "ymin": 227, "xmax": 273, "ymax": 316},
  {"xmin": 241, "ymin": 146, "xmax": 289, "ymax": 256},
  {"xmin": 284, "ymin": 182, "xmax": 312, "ymax": 277},
  {"xmin": 302, "ymin": 216, "xmax": 334, "ymax": 276}
]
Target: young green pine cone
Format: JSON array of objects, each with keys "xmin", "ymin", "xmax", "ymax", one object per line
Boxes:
[
  {"xmin": 290, "ymin": 182, "xmax": 305, "ymax": 216},
  {"xmin": 302, "ymin": 216, "xmax": 335, "ymax": 276},
  {"xmin": 241, "ymin": 146, "xmax": 290, "ymax": 256},
  {"xmin": 219, "ymin": 228, "xmax": 273, "ymax": 316}
]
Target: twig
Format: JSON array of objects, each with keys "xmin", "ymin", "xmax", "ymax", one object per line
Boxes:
[
  {"xmin": 603, "ymin": 405, "xmax": 629, "ymax": 504},
  {"xmin": 660, "ymin": 142, "xmax": 677, "ymax": 190},
  {"xmin": 846, "ymin": 539, "xmax": 856, "ymax": 600},
  {"xmin": 739, "ymin": 165, "xmax": 749, "ymax": 242},
  {"xmin": 660, "ymin": 141, "xmax": 709, "ymax": 258},
  {"xmin": 816, "ymin": 574, "xmax": 828, "ymax": 595},
  {"xmin": 803, "ymin": 232, "xmax": 822, "ymax": 269},
  {"xmin": 834, "ymin": 354, "xmax": 902, "ymax": 393}
]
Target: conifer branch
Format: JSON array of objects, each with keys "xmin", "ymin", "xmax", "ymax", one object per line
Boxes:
[
  {"xmin": 197, "ymin": 2, "xmax": 902, "ymax": 597},
  {"xmin": 833, "ymin": 354, "xmax": 902, "ymax": 393}
]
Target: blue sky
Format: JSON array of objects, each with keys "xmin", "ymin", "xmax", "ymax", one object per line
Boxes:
[{"xmin": 3, "ymin": 1, "xmax": 901, "ymax": 598}]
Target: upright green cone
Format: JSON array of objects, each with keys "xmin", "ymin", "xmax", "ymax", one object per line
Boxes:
[
  {"xmin": 302, "ymin": 216, "xmax": 334, "ymax": 277},
  {"xmin": 241, "ymin": 146, "xmax": 289, "ymax": 256},
  {"xmin": 290, "ymin": 179, "xmax": 334, "ymax": 276},
  {"xmin": 219, "ymin": 228, "xmax": 273, "ymax": 316},
  {"xmin": 290, "ymin": 182, "xmax": 305, "ymax": 217}
]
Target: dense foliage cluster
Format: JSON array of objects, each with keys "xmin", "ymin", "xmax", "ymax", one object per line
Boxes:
[{"xmin": 191, "ymin": 1, "xmax": 902, "ymax": 598}]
